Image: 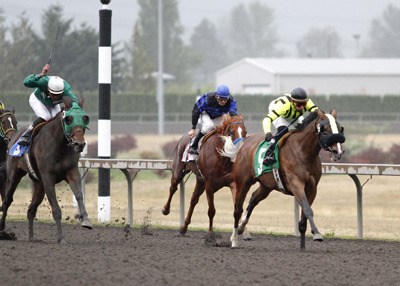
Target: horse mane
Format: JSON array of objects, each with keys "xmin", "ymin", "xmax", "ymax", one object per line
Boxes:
[
  {"xmin": 32, "ymin": 110, "xmax": 63, "ymax": 136},
  {"xmin": 202, "ymin": 114, "xmax": 241, "ymax": 143},
  {"xmin": 294, "ymin": 111, "xmax": 319, "ymax": 131},
  {"xmin": 278, "ymin": 111, "xmax": 319, "ymax": 147}
]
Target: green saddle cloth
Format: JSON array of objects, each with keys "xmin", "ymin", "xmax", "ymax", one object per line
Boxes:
[{"xmin": 254, "ymin": 140, "xmax": 280, "ymax": 177}]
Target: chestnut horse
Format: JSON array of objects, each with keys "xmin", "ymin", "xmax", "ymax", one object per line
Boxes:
[
  {"xmin": 230, "ymin": 109, "xmax": 345, "ymax": 250},
  {"xmin": 162, "ymin": 114, "xmax": 249, "ymax": 237},
  {"xmin": 0, "ymin": 107, "xmax": 18, "ymax": 201},
  {"xmin": 0, "ymin": 97, "xmax": 92, "ymax": 243}
]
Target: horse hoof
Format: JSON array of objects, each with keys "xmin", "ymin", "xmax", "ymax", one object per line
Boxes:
[
  {"xmin": 81, "ymin": 219, "xmax": 93, "ymax": 229},
  {"xmin": 179, "ymin": 226, "xmax": 187, "ymax": 235},
  {"xmin": 161, "ymin": 208, "xmax": 170, "ymax": 215},
  {"xmin": 313, "ymin": 233, "xmax": 324, "ymax": 242}
]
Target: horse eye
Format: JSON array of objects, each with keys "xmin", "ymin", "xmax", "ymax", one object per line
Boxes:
[
  {"xmin": 64, "ymin": 115, "xmax": 73, "ymax": 125},
  {"xmin": 82, "ymin": 115, "xmax": 90, "ymax": 125}
]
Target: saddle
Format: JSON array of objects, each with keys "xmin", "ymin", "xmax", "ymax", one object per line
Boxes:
[
  {"xmin": 253, "ymin": 135, "xmax": 292, "ymax": 194},
  {"xmin": 9, "ymin": 121, "xmax": 48, "ymax": 158}
]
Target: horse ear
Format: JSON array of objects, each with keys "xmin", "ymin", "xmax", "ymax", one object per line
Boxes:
[
  {"xmin": 63, "ymin": 97, "xmax": 73, "ymax": 109},
  {"xmin": 78, "ymin": 96, "xmax": 84, "ymax": 108},
  {"xmin": 330, "ymin": 108, "xmax": 337, "ymax": 118},
  {"xmin": 316, "ymin": 109, "xmax": 324, "ymax": 118}
]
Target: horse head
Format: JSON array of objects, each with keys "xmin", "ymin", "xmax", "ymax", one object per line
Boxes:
[
  {"xmin": 222, "ymin": 114, "xmax": 247, "ymax": 144},
  {"xmin": 62, "ymin": 97, "xmax": 89, "ymax": 152},
  {"xmin": 218, "ymin": 114, "xmax": 247, "ymax": 161},
  {"xmin": 316, "ymin": 108, "xmax": 345, "ymax": 161},
  {"xmin": 0, "ymin": 107, "xmax": 18, "ymax": 144}
]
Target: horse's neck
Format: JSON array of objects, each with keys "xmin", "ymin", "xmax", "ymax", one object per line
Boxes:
[
  {"xmin": 38, "ymin": 116, "xmax": 65, "ymax": 147},
  {"xmin": 300, "ymin": 120, "xmax": 321, "ymax": 155}
]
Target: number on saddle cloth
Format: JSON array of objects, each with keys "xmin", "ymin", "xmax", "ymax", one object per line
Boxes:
[{"xmin": 254, "ymin": 140, "xmax": 280, "ymax": 177}]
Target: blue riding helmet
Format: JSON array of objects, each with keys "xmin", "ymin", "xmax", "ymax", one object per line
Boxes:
[{"xmin": 216, "ymin": 85, "xmax": 230, "ymax": 98}]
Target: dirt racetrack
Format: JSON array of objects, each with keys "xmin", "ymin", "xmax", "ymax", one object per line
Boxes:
[{"xmin": 1, "ymin": 221, "xmax": 399, "ymax": 286}]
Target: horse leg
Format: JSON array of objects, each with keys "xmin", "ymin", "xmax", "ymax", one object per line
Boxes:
[
  {"xmin": 238, "ymin": 184, "xmax": 271, "ymax": 236},
  {"xmin": 231, "ymin": 181, "xmax": 252, "ymax": 248},
  {"xmin": 295, "ymin": 192, "xmax": 323, "ymax": 251},
  {"xmin": 299, "ymin": 211, "xmax": 307, "ymax": 251},
  {"xmin": 162, "ymin": 164, "xmax": 188, "ymax": 216},
  {"xmin": 66, "ymin": 169, "xmax": 92, "ymax": 229},
  {"xmin": 0, "ymin": 169, "xmax": 24, "ymax": 231},
  {"xmin": 205, "ymin": 188, "xmax": 216, "ymax": 236},
  {"xmin": 180, "ymin": 178, "xmax": 205, "ymax": 235},
  {"xmin": 228, "ymin": 184, "xmax": 251, "ymax": 241},
  {"xmin": 27, "ymin": 181, "xmax": 45, "ymax": 242},
  {"xmin": 42, "ymin": 179, "xmax": 65, "ymax": 243}
]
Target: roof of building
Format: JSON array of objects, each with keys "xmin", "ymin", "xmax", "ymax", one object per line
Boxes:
[{"xmin": 216, "ymin": 58, "xmax": 400, "ymax": 75}]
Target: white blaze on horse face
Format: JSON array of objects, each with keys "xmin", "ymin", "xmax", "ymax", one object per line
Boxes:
[
  {"xmin": 237, "ymin": 126, "xmax": 244, "ymax": 138},
  {"xmin": 325, "ymin": 114, "xmax": 339, "ymax": 133},
  {"xmin": 7, "ymin": 117, "xmax": 14, "ymax": 129},
  {"xmin": 325, "ymin": 113, "xmax": 344, "ymax": 157}
]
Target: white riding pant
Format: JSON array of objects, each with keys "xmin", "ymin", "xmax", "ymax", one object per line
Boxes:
[
  {"xmin": 268, "ymin": 101, "xmax": 304, "ymax": 132},
  {"xmin": 29, "ymin": 93, "xmax": 61, "ymax": 121},
  {"xmin": 198, "ymin": 113, "xmax": 223, "ymax": 134}
]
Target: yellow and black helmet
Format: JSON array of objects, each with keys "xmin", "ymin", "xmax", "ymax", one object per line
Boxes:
[
  {"xmin": 289, "ymin": 87, "xmax": 308, "ymax": 103},
  {"xmin": 0, "ymin": 100, "xmax": 5, "ymax": 110}
]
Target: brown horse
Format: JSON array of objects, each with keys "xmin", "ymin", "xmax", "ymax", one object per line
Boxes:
[
  {"xmin": 162, "ymin": 114, "xmax": 250, "ymax": 237},
  {"xmin": 0, "ymin": 97, "xmax": 92, "ymax": 243},
  {"xmin": 230, "ymin": 109, "xmax": 345, "ymax": 250},
  {"xmin": 0, "ymin": 107, "xmax": 18, "ymax": 201}
]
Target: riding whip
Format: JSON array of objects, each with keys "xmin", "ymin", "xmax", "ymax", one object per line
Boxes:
[{"xmin": 47, "ymin": 26, "xmax": 61, "ymax": 65}]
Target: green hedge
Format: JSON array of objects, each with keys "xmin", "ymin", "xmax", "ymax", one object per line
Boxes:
[{"xmin": 1, "ymin": 92, "xmax": 399, "ymax": 115}]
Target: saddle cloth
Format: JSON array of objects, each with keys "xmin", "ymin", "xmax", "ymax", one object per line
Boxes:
[
  {"xmin": 9, "ymin": 138, "xmax": 29, "ymax": 157},
  {"xmin": 254, "ymin": 140, "xmax": 280, "ymax": 176}
]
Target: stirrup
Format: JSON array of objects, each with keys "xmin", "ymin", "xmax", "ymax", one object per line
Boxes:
[
  {"xmin": 263, "ymin": 155, "xmax": 275, "ymax": 165},
  {"xmin": 18, "ymin": 137, "xmax": 30, "ymax": 146}
]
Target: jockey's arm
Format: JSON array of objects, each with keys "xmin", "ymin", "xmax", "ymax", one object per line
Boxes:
[{"xmin": 23, "ymin": 74, "xmax": 48, "ymax": 89}]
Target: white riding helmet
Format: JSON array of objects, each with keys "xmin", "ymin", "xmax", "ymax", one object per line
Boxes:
[{"xmin": 48, "ymin": 76, "xmax": 64, "ymax": 94}]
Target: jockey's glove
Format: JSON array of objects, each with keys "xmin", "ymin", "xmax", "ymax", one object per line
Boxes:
[{"xmin": 265, "ymin": 132, "xmax": 273, "ymax": 142}]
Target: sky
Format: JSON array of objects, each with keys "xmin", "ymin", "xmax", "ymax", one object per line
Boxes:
[{"xmin": 1, "ymin": 0, "xmax": 398, "ymax": 57}]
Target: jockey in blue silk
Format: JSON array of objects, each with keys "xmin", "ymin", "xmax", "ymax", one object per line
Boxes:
[
  {"xmin": 19, "ymin": 64, "xmax": 78, "ymax": 146},
  {"xmin": 262, "ymin": 87, "xmax": 318, "ymax": 165},
  {"xmin": 188, "ymin": 85, "xmax": 238, "ymax": 155}
]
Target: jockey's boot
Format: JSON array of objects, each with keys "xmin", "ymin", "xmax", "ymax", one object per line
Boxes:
[
  {"xmin": 188, "ymin": 131, "xmax": 205, "ymax": 155},
  {"xmin": 263, "ymin": 140, "xmax": 276, "ymax": 165},
  {"xmin": 18, "ymin": 117, "xmax": 46, "ymax": 146}
]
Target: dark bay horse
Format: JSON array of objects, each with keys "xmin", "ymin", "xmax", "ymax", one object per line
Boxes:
[
  {"xmin": 0, "ymin": 107, "xmax": 18, "ymax": 201},
  {"xmin": 0, "ymin": 98, "xmax": 92, "ymax": 243},
  {"xmin": 230, "ymin": 109, "xmax": 345, "ymax": 250},
  {"xmin": 162, "ymin": 114, "xmax": 250, "ymax": 237}
]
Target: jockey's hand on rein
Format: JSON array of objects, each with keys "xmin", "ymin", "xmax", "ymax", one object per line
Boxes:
[{"xmin": 265, "ymin": 132, "xmax": 273, "ymax": 142}]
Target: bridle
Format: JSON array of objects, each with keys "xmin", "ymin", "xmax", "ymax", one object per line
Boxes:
[
  {"xmin": 0, "ymin": 111, "xmax": 17, "ymax": 143},
  {"xmin": 316, "ymin": 114, "xmax": 345, "ymax": 152},
  {"xmin": 226, "ymin": 121, "xmax": 246, "ymax": 145}
]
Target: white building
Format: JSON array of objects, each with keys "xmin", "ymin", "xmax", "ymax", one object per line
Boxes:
[{"xmin": 215, "ymin": 58, "xmax": 400, "ymax": 96}]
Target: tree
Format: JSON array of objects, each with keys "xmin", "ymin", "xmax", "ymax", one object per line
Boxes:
[
  {"xmin": 363, "ymin": 4, "xmax": 400, "ymax": 57},
  {"xmin": 297, "ymin": 27, "xmax": 342, "ymax": 58},
  {"xmin": 123, "ymin": 22, "xmax": 155, "ymax": 94},
  {"xmin": 1, "ymin": 12, "xmax": 38, "ymax": 91},
  {"xmin": 124, "ymin": 0, "xmax": 195, "ymax": 93},
  {"xmin": 189, "ymin": 19, "xmax": 229, "ymax": 86},
  {"xmin": 228, "ymin": 1, "xmax": 283, "ymax": 60},
  {"xmin": 0, "ymin": 9, "xmax": 10, "ymax": 90}
]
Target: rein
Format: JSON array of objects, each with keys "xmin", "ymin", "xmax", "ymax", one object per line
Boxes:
[
  {"xmin": 0, "ymin": 111, "xmax": 17, "ymax": 140},
  {"xmin": 315, "ymin": 115, "xmax": 345, "ymax": 151},
  {"xmin": 226, "ymin": 121, "xmax": 245, "ymax": 145}
]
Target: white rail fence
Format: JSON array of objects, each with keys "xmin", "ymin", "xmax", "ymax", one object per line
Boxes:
[{"xmin": 78, "ymin": 159, "xmax": 400, "ymax": 239}]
